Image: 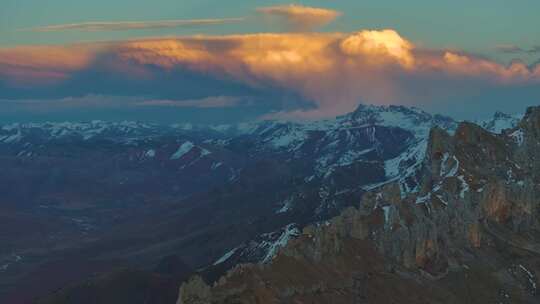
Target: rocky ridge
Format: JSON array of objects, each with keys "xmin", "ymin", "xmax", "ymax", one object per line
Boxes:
[{"xmin": 178, "ymin": 107, "xmax": 540, "ymax": 304}]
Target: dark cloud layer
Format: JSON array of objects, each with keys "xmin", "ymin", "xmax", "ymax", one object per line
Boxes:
[{"xmin": 496, "ymin": 44, "xmax": 540, "ymax": 54}]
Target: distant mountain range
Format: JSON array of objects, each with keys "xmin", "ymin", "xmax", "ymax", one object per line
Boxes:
[{"xmin": 0, "ymin": 105, "xmax": 527, "ymax": 304}]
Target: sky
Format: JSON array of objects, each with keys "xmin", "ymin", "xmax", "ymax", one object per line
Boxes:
[{"xmin": 1, "ymin": 1, "xmax": 540, "ymax": 123}]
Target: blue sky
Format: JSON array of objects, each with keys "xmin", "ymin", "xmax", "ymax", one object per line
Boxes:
[
  {"xmin": 1, "ymin": 1, "xmax": 540, "ymax": 123},
  {"xmin": 3, "ymin": 0, "xmax": 539, "ymax": 62}
]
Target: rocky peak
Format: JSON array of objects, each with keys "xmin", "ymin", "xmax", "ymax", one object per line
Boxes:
[
  {"xmin": 479, "ymin": 110, "xmax": 523, "ymax": 134},
  {"xmin": 426, "ymin": 126, "xmax": 453, "ymax": 160},
  {"xmin": 521, "ymin": 106, "xmax": 540, "ymax": 138},
  {"xmin": 494, "ymin": 111, "xmax": 512, "ymax": 119},
  {"xmin": 347, "ymin": 104, "xmax": 451, "ymax": 130},
  {"xmin": 455, "ymin": 121, "xmax": 493, "ymax": 143}
]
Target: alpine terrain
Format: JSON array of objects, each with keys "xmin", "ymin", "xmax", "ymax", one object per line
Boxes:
[{"xmin": 0, "ymin": 104, "xmax": 533, "ymax": 304}]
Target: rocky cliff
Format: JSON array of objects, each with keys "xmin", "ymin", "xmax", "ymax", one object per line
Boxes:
[{"xmin": 178, "ymin": 107, "xmax": 540, "ymax": 304}]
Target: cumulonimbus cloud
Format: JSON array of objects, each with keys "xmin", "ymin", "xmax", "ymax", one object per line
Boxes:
[
  {"xmin": 22, "ymin": 18, "xmax": 244, "ymax": 32},
  {"xmin": 2, "ymin": 29, "xmax": 540, "ymax": 119},
  {"xmin": 256, "ymin": 4, "xmax": 341, "ymax": 31}
]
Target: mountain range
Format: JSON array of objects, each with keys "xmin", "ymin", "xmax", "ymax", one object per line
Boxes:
[
  {"xmin": 0, "ymin": 104, "xmax": 529, "ymax": 304},
  {"xmin": 177, "ymin": 106, "xmax": 540, "ymax": 304}
]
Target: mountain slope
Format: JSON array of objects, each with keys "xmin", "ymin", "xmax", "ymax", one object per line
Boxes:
[
  {"xmin": 6, "ymin": 104, "xmax": 518, "ymax": 304},
  {"xmin": 178, "ymin": 106, "xmax": 540, "ymax": 304}
]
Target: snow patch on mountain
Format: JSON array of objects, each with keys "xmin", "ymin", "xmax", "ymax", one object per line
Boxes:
[
  {"xmin": 171, "ymin": 142, "xmax": 195, "ymax": 160},
  {"xmin": 211, "ymin": 162, "xmax": 223, "ymax": 170},
  {"xmin": 144, "ymin": 149, "xmax": 156, "ymax": 158},
  {"xmin": 200, "ymin": 148, "xmax": 212, "ymax": 157},
  {"xmin": 0, "ymin": 129, "xmax": 22, "ymax": 144},
  {"xmin": 478, "ymin": 112, "xmax": 522, "ymax": 134},
  {"xmin": 213, "ymin": 247, "xmax": 240, "ymax": 266},
  {"xmin": 214, "ymin": 224, "xmax": 302, "ymax": 266},
  {"xmin": 509, "ymin": 129, "xmax": 525, "ymax": 146},
  {"xmin": 276, "ymin": 196, "xmax": 295, "ymax": 214},
  {"xmin": 262, "ymin": 224, "xmax": 300, "ymax": 263}
]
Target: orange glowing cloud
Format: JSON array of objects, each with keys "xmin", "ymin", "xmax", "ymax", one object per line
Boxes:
[
  {"xmin": 2, "ymin": 29, "xmax": 540, "ymax": 118},
  {"xmin": 339, "ymin": 29, "xmax": 415, "ymax": 68},
  {"xmin": 256, "ymin": 4, "xmax": 342, "ymax": 31},
  {"xmin": 118, "ymin": 30, "xmax": 540, "ymax": 118},
  {"xmin": 0, "ymin": 44, "xmax": 103, "ymax": 86},
  {"xmin": 435, "ymin": 52, "xmax": 531, "ymax": 82},
  {"xmin": 118, "ymin": 39, "xmax": 214, "ymax": 70}
]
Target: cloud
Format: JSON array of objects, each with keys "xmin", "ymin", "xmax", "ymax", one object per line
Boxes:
[
  {"xmin": 528, "ymin": 45, "xmax": 540, "ymax": 54},
  {"xmin": 2, "ymin": 29, "xmax": 540, "ymax": 120},
  {"xmin": 0, "ymin": 44, "xmax": 105, "ymax": 86},
  {"xmin": 495, "ymin": 44, "xmax": 540, "ymax": 54},
  {"xmin": 0, "ymin": 95, "xmax": 246, "ymax": 111},
  {"xmin": 115, "ymin": 31, "xmax": 540, "ymax": 118},
  {"xmin": 495, "ymin": 44, "xmax": 526, "ymax": 54},
  {"xmin": 136, "ymin": 96, "xmax": 245, "ymax": 108},
  {"xmin": 0, "ymin": 93, "xmax": 273, "ymax": 124},
  {"xmin": 22, "ymin": 5, "xmax": 341, "ymax": 34},
  {"xmin": 0, "ymin": 94, "xmax": 135, "ymax": 113},
  {"xmin": 256, "ymin": 4, "xmax": 341, "ymax": 31},
  {"xmin": 339, "ymin": 29, "xmax": 415, "ymax": 68},
  {"xmin": 22, "ymin": 18, "xmax": 244, "ymax": 32}
]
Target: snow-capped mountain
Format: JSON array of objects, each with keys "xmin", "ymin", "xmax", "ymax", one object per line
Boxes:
[
  {"xmin": 478, "ymin": 111, "xmax": 523, "ymax": 134},
  {"xmin": 0, "ymin": 104, "xmax": 458, "ymax": 217},
  {"xmin": 5, "ymin": 104, "xmax": 532, "ymax": 303},
  {"xmin": 247, "ymin": 105, "xmax": 457, "ymax": 201},
  {"xmin": 182, "ymin": 106, "xmax": 540, "ymax": 304},
  {"xmin": 0, "ymin": 121, "xmax": 159, "ymax": 143}
]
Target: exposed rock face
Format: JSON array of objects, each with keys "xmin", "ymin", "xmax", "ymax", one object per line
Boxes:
[
  {"xmin": 179, "ymin": 107, "xmax": 540, "ymax": 304},
  {"xmin": 177, "ymin": 276, "xmax": 211, "ymax": 304}
]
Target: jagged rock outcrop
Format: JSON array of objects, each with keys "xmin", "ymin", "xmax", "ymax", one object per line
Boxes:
[
  {"xmin": 178, "ymin": 107, "xmax": 540, "ymax": 304},
  {"xmin": 177, "ymin": 276, "xmax": 212, "ymax": 304}
]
